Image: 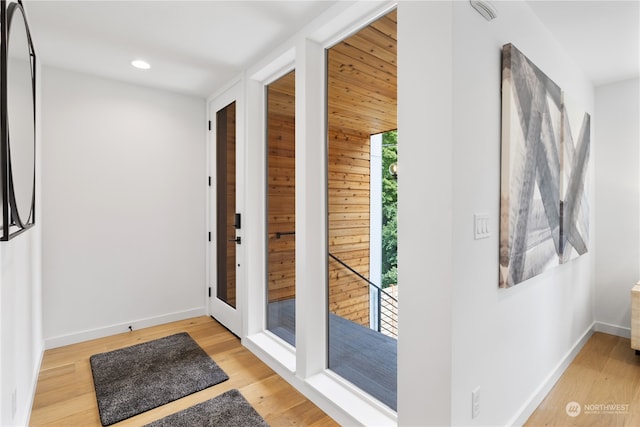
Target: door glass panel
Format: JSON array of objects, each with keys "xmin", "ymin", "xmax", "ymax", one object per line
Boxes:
[
  {"xmin": 326, "ymin": 10, "xmax": 397, "ymax": 411},
  {"xmin": 266, "ymin": 70, "xmax": 296, "ymax": 346},
  {"xmin": 216, "ymin": 101, "xmax": 237, "ymax": 308}
]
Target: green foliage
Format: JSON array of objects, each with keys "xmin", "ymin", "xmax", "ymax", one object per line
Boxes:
[
  {"xmin": 382, "ymin": 266, "xmax": 397, "ymax": 288},
  {"xmin": 381, "ymin": 131, "xmax": 397, "ymax": 288}
]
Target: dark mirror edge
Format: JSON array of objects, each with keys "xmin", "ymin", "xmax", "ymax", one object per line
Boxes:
[{"xmin": 1, "ymin": 0, "xmax": 37, "ymax": 241}]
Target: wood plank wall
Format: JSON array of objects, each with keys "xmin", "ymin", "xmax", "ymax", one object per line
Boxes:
[
  {"xmin": 327, "ymin": 129, "xmax": 372, "ymax": 326},
  {"xmin": 327, "ymin": 10, "xmax": 397, "ymax": 327},
  {"xmin": 267, "ymin": 71, "xmax": 296, "ymax": 302}
]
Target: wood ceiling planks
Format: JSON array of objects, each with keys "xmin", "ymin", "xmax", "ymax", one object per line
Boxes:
[{"xmin": 327, "ymin": 8, "xmax": 397, "ymax": 137}]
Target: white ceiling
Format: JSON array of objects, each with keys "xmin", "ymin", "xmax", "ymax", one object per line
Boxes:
[
  {"xmin": 526, "ymin": 0, "xmax": 639, "ymax": 86},
  {"xmin": 24, "ymin": 1, "xmax": 339, "ymax": 97},
  {"xmin": 23, "ymin": 1, "xmax": 640, "ymax": 98}
]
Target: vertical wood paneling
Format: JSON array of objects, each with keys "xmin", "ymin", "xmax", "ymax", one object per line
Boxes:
[{"xmin": 267, "ymin": 71, "xmax": 296, "ymax": 303}]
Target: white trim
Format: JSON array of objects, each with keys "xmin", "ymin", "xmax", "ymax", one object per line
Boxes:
[
  {"xmin": 44, "ymin": 307, "xmax": 206, "ymax": 349},
  {"xmin": 507, "ymin": 323, "xmax": 595, "ymax": 427},
  {"xmin": 244, "ymin": 332, "xmax": 396, "ymax": 427},
  {"xmin": 249, "ymin": 47, "xmax": 295, "ymax": 85},
  {"xmin": 245, "ymin": 63, "xmax": 298, "ymax": 344},
  {"xmin": 594, "ymin": 321, "xmax": 631, "ymax": 338},
  {"xmin": 206, "ymin": 73, "xmax": 243, "ymax": 104},
  {"xmin": 24, "ymin": 340, "xmax": 44, "ymax": 427},
  {"xmin": 294, "ymin": 36, "xmax": 328, "ymax": 379},
  {"xmin": 244, "ymin": 332, "xmax": 296, "ymax": 374},
  {"xmin": 206, "ymin": 79, "xmax": 245, "ymax": 337},
  {"xmin": 306, "ymin": 371, "xmax": 397, "ymax": 426},
  {"xmin": 243, "ymin": 77, "xmax": 268, "ymax": 339},
  {"xmin": 369, "ymin": 133, "xmax": 383, "ymax": 329},
  {"xmin": 308, "ymin": 1, "xmax": 397, "ymax": 48}
]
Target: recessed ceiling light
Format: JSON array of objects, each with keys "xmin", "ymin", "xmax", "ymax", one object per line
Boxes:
[{"xmin": 131, "ymin": 59, "xmax": 151, "ymax": 70}]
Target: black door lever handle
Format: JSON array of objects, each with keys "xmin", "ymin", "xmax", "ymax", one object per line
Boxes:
[{"xmin": 228, "ymin": 236, "xmax": 241, "ymax": 244}]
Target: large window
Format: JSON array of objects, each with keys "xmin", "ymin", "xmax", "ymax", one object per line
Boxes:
[
  {"xmin": 266, "ymin": 70, "xmax": 296, "ymax": 346},
  {"xmin": 326, "ymin": 10, "xmax": 397, "ymax": 411}
]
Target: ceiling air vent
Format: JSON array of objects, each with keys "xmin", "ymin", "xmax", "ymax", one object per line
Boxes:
[{"xmin": 470, "ymin": 0, "xmax": 498, "ymax": 21}]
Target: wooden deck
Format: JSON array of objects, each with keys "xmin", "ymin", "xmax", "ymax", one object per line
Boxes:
[
  {"xmin": 30, "ymin": 316, "xmax": 338, "ymax": 426},
  {"xmin": 268, "ymin": 298, "xmax": 397, "ymax": 411}
]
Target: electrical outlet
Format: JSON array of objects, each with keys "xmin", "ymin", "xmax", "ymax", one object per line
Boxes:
[
  {"xmin": 11, "ymin": 388, "xmax": 17, "ymax": 420},
  {"xmin": 472, "ymin": 386, "xmax": 480, "ymax": 419}
]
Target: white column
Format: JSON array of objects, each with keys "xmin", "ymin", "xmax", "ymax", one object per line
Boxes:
[
  {"xmin": 243, "ymin": 77, "xmax": 267, "ymax": 337},
  {"xmin": 398, "ymin": 1, "xmax": 453, "ymax": 425},
  {"xmin": 369, "ymin": 133, "xmax": 383, "ymax": 330},
  {"xmin": 295, "ymin": 38, "xmax": 328, "ymax": 379}
]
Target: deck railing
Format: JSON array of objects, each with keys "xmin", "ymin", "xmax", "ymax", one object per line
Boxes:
[{"xmin": 328, "ymin": 253, "xmax": 398, "ymax": 338}]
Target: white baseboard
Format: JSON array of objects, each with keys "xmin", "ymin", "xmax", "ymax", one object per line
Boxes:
[
  {"xmin": 244, "ymin": 332, "xmax": 397, "ymax": 427},
  {"xmin": 24, "ymin": 339, "xmax": 45, "ymax": 427},
  {"xmin": 507, "ymin": 322, "xmax": 595, "ymax": 427},
  {"xmin": 44, "ymin": 307, "xmax": 206, "ymax": 349},
  {"xmin": 594, "ymin": 321, "xmax": 631, "ymax": 339}
]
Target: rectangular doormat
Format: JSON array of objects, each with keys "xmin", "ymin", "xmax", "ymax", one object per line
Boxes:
[
  {"xmin": 90, "ymin": 332, "xmax": 228, "ymax": 426},
  {"xmin": 144, "ymin": 389, "xmax": 269, "ymax": 427}
]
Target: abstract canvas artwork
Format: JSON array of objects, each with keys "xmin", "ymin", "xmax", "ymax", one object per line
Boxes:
[
  {"xmin": 560, "ymin": 95, "xmax": 591, "ymax": 263},
  {"xmin": 499, "ymin": 44, "xmax": 590, "ymax": 288}
]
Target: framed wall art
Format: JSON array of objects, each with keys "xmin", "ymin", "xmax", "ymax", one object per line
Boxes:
[{"xmin": 499, "ymin": 43, "xmax": 590, "ymax": 288}]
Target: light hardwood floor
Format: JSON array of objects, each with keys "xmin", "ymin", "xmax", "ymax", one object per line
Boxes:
[
  {"xmin": 29, "ymin": 316, "xmax": 338, "ymax": 426},
  {"xmin": 525, "ymin": 332, "xmax": 640, "ymax": 427}
]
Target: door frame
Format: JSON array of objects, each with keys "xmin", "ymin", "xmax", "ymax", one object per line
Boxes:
[{"xmin": 207, "ymin": 78, "xmax": 245, "ymax": 337}]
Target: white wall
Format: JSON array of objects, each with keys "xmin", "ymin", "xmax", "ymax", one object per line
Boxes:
[
  {"xmin": 397, "ymin": 2, "xmax": 453, "ymax": 425},
  {"xmin": 0, "ymin": 230, "xmax": 42, "ymax": 427},
  {"xmin": 41, "ymin": 67, "xmax": 206, "ymax": 347},
  {"xmin": 0, "ymin": 3, "xmax": 43, "ymax": 423},
  {"xmin": 21, "ymin": 2, "xmax": 624, "ymax": 427},
  {"xmin": 594, "ymin": 78, "xmax": 640, "ymax": 335},
  {"xmin": 399, "ymin": 1, "xmax": 598, "ymax": 424},
  {"xmin": 239, "ymin": 2, "xmax": 599, "ymax": 425},
  {"xmin": 448, "ymin": 1, "xmax": 596, "ymax": 425}
]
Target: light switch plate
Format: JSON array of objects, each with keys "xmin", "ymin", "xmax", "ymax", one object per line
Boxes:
[{"xmin": 474, "ymin": 214, "xmax": 490, "ymax": 240}]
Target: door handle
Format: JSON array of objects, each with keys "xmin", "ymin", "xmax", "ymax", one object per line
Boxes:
[{"xmin": 228, "ymin": 236, "xmax": 241, "ymax": 244}]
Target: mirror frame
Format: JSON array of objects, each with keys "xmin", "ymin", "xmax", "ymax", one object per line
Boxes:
[{"xmin": 0, "ymin": 0, "xmax": 36, "ymax": 241}]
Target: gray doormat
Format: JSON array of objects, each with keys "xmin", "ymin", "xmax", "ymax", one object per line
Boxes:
[
  {"xmin": 90, "ymin": 332, "xmax": 229, "ymax": 426},
  {"xmin": 144, "ymin": 389, "xmax": 269, "ymax": 427}
]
